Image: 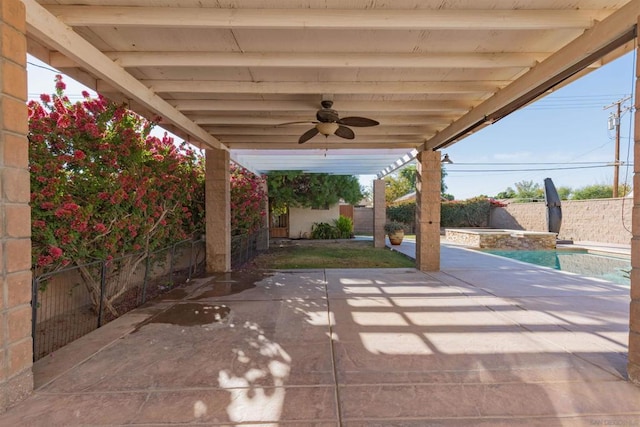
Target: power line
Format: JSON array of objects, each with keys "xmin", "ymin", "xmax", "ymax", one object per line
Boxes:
[
  {"xmin": 447, "ymin": 161, "xmax": 609, "ymax": 165},
  {"xmin": 446, "ymin": 165, "xmax": 614, "ymax": 173},
  {"xmin": 27, "ymin": 61, "xmax": 60, "ymax": 74}
]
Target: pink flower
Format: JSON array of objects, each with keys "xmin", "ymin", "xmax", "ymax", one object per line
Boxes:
[
  {"xmin": 49, "ymin": 246, "xmax": 63, "ymax": 259},
  {"xmin": 57, "ymin": 115, "xmax": 70, "ymax": 129},
  {"xmin": 93, "ymin": 223, "xmax": 107, "ymax": 233},
  {"xmin": 54, "ymin": 208, "xmax": 69, "ymax": 218},
  {"xmin": 55, "ymin": 76, "xmax": 66, "ymax": 91},
  {"xmin": 72, "ymin": 221, "xmax": 87, "ymax": 232},
  {"xmin": 63, "ymin": 202, "xmax": 80, "ymax": 211},
  {"xmin": 73, "ymin": 150, "xmax": 86, "ymax": 160},
  {"xmin": 40, "ymin": 94, "xmax": 51, "ymax": 103},
  {"xmin": 33, "ymin": 220, "xmax": 46, "ymax": 228},
  {"xmin": 37, "ymin": 255, "xmax": 53, "ymax": 267}
]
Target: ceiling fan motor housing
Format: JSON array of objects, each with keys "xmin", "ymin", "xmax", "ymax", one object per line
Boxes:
[{"xmin": 316, "ymin": 108, "xmax": 339, "ymax": 123}]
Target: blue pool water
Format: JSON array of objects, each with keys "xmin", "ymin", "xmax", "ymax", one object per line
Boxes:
[{"xmin": 482, "ymin": 249, "xmax": 631, "ymax": 285}]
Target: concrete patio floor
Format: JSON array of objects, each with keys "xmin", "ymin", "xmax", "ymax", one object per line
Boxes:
[{"xmin": 2, "ymin": 243, "xmax": 639, "ymax": 425}]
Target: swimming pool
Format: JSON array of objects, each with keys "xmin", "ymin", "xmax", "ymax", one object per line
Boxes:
[{"xmin": 482, "ymin": 249, "xmax": 631, "ymax": 285}]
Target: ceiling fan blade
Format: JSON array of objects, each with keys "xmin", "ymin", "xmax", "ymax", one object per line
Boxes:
[
  {"xmin": 275, "ymin": 120, "xmax": 318, "ymax": 127},
  {"xmin": 334, "ymin": 125, "xmax": 355, "ymax": 140},
  {"xmin": 338, "ymin": 117, "xmax": 380, "ymax": 127},
  {"xmin": 298, "ymin": 127, "xmax": 320, "ymax": 144}
]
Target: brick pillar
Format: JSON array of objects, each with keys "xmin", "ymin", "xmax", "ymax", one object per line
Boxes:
[
  {"xmin": 205, "ymin": 149, "xmax": 231, "ymax": 273},
  {"xmin": 373, "ymin": 179, "xmax": 386, "ymax": 248},
  {"xmin": 415, "ymin": 151, "xmax": 441, "ymax": 271},
  {"xmin": 0, "ymin": 0, "xmax": 33, "ymax": 411},
  {"xmin": 630, "ymin": 26, "xmax": 640, "ymax": 385}
]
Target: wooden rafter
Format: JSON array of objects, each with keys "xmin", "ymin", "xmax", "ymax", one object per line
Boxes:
[
  {"xmin": 23, "ymin": 0, "xmax": 227, "ymax": 151},
  {"xmin": 44, "ymin": 6, "xmax": 613, "ymax": 30}
]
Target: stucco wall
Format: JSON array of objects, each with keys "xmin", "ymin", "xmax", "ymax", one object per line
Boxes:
[
  {"xmin": 490, "ymin": 198, "xmax": 632, "ymax": 244},
  {"xmin": 288, "ymin": 205, "xmax": 340, "ymax": 239}
]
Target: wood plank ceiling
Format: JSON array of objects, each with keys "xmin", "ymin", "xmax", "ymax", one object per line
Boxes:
[{"xmin": 24, "ymin": 0, "xmax": 637, "ymax": 176}]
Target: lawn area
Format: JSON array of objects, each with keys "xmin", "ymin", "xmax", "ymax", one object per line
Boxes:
[{"xmin": 250, "ymin": 240, "xmax": 415, "ymax": 269}]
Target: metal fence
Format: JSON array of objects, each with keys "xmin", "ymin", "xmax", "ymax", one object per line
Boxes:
[
  {"xmin": 32, "ymin": 238, "xmax": 205, "ymax": 361},
  {"xmin": 231, "ymin": 228, "xmax": 269, "ymax": 269}
]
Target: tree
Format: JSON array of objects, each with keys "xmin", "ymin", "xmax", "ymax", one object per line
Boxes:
[
  {"xmin": 514, "ymin": 180, "xmax": 544, "ymax": 199},
  {"xmin": 399, "ymin": 166, "xmax": 417, "ymax": 189},
  {"xmin": 385, "ymin": 163, "xmax": 453, "ymax": 203},
  {"xmin": 29, "ymin": 76, "xmax": 204, "ymax": 315},
  {"xmin": 496, "ymin": 187, "xmax": 516, "ymax": 199},
  {"xmin": 230, "ymin": 164, "xmax": 267, "ymax": 236},
  {"xmin": 267, "ymin": 171, "xmax": 364, "ymax": 212},
  {"xmin": 496, "ymin": 180, "xmax": 544, "ymax": 200},
  {"xmin": 441, "ymin": 167, "xmax": 454, "ymax": 200},
  {"xmin": 557, "ymin": 186, "xmax": 572, "ymax": 200},
  {"xmin": 571, "ymin": 183, "xmax": 631, "ymax": 200},
  {"xmin": 384, "ymin": 165, "xmax": 415, "ymax": 203}
]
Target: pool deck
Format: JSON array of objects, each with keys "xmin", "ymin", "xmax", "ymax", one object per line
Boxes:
[{"xmin": 0, "ymin": 238, "xmax": 638, "ymax": 425}]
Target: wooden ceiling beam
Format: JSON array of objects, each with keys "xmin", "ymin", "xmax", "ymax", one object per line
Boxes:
[
  {"xmin": 23, "ymin": 0, "xmax": 227, "ymax": 151},
  {"xmin": 45, "ymin": 6, "xmax": 611, "ymax": 30},
  {"xmin": 204, "ymin": 126, "xmax": 437, "ymax": 135},
  {"xmin": 112, "ymin": 80, "xmax": 508, "ymax": 95},
  {"xmin": 192, "ymin": 115, "xmax": 453, "ymax": 126},
  {"xmin": 225, "ymin": 141, "xmax": 423, "ymax": 149},
  {"xmin": 217, "ymin": 135, "xmax": 425, "ymax": 143},
  {"xmin": 171, "ymin": 99, "xmax": 472, "ymax": 113},
  {"xmin": 50, "ymin": 51, "xmax": 546, "ymax": 69}
]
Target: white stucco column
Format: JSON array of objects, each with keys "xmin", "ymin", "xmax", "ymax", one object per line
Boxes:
[
  {"xmin": 205, "ymin": 149, "xmax": 231, "ymax": 273},
  {"xmin": 373, "ymin": 179, "xmax": 386, "ymax": 248},
  {"xmin": 415, "ymin": 150, "xmax": 441, "ymax": 271}
]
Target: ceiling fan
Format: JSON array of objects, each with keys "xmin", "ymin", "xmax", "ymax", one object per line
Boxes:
[{"xmin": 277, "ymin": 100, "xmax": 380, "ymax": 144}]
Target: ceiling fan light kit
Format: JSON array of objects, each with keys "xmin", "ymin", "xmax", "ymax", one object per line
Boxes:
[
  {"xmin": 276, "ymin": 100, "xmax": 380, "ymax": 144},
  {"xmin": 316, "ymin": 122, "xmax": 339, "ymax": 136}
]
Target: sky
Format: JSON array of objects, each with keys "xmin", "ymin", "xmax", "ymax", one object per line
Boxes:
[
  {"xmin": 433, "ymin": 51, "xmax": 636, "ymax": 199},
  {"xmin": 27, "ymin": 51, "xmax": 636, "ymax": 201}
]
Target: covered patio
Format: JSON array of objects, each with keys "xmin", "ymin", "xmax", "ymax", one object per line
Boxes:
[
  {"xmin": 1, "ymin": 0, "xmax": 640, "ymax": 415},
  {"xmin": 0, "ymin": 244, "xmax": 638, "ymax": 424}
]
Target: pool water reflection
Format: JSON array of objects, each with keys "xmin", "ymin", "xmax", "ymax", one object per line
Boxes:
[{"xmin": 482, "ymin": 249, "xmax": 630, "ymax": 286}]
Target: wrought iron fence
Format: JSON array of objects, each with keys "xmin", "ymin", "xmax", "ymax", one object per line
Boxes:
[
  {"xmin": 231, "ymin": 228, "xmax": 269, "ymax": 269},
  {"xmin": 31, "ymin": 238, "xmax": 205, "ymax": 361}
]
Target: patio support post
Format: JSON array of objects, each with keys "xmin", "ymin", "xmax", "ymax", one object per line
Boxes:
[
  {"xmin": 373, "ymin": 179, "xmax": 386, "ymax": 248},
  {"xmin": 257, "ymin": 178, "xmax": 269, "ymax": 251},
  {"xmin": 205, "ymin": 149, "xmax": 231, "ymax": 273},
  {"xmin": 630, "ymin": 23, "xmax": 640, "ymax": 385},
  {"xmin": 415, "ymin": 150, "xmax": 441, "ymax": 271},
  {"xmin": 0, "ymin": 0, "xmax": 34, "ymax": 410}
]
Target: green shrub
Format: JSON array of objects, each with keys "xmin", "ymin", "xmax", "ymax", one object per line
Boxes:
[
  {"xmin": 333, "ymin": 215, "xmax": 353, "ymax": 239},
  {"xmin": 386, "ymin": 202, "xmax": 415, "ymax": 231},
  {"xmin": 384, "ymin": 221, "xmax": 408, "ymax": 233},
  {"xmin": 311, "ymin": 222, "xmax": 339, "ymax": 239},
  {"xmin": 441, "ymin": 197, "xmax": 491, "ymax": 227}
]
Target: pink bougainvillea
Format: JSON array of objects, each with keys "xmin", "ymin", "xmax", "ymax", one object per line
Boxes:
[
  {"xmin": 29, "ymin": 75, "xmax": 205, "ymax": 272},
  {"xmin": 30, "ymin": 76, "xmax": 266, "ymax": 276},
  {"xmin": 230, "ymin": 163, "xmax": 267, "ymax": 236}
]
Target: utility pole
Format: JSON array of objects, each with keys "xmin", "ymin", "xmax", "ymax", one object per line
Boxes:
[{"xmin": 605, "ymin": 96, "xmax": 631, "ymax": 198}]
